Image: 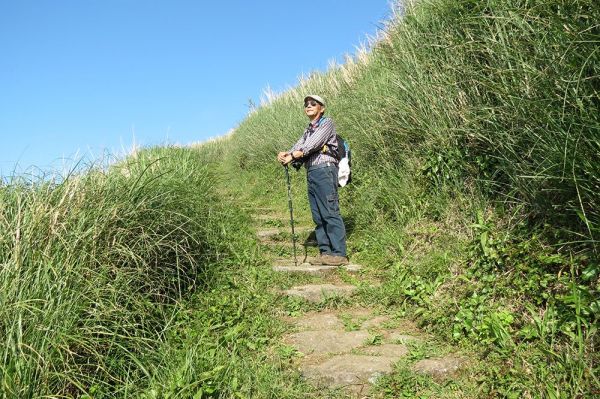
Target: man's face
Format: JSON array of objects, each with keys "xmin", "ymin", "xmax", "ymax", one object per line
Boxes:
[{"xmin": 304, "ymin": 99, "xmax": 323, "ymax": 118}]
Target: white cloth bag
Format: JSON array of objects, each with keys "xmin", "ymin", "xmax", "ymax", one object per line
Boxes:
[{"xmin": 338, "ymin": 157, "xmax": 350, "ymax": 187}]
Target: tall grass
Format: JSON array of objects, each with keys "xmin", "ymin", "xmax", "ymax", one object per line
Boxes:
[
  {"xmin": 228, "ymin": 0, "xmax": 600, "ymax": 243},
  {"xmin": 0, "ymin": 147, "xmax": 233, "ymax": 397},
  {"xmin": 2, "ymin": 0, "xmax": 597, "ymax": 396},
  {"xmin": 198, "ymin": 0, "xmax": 599, "ymax": 395}
]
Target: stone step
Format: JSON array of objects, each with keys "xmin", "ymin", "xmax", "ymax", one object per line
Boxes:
[
  {"xmin": 256, "ymin": 226, "xmax": 314, "ymax": 240},
  {"xmin": 262, "ymin": 246, "xmax": 320, "ymax": 260},
  {"xmin": 273, "ymin": 259, "xmax": 362, "ymax": 274},
  {"xmin": 283, "ymin": 308, "xmax": 429, "ymax": 396},
  {"xmin": 285, "ymin": 320, "xmax": 412, "ymax": 395},
  {"xmin": 252, "ymin": 214, "xmax": 314, "ymax": 225},
  {"xmin": 413, "ymin": 356, "xmax": 466, "ymax": 380},
  {"xmin": 252, "ymin": 214, "xmax": 287, "ymax": 222},
  {"xmin": 300, "ymin": 354, "xmax": 402, "ymax": 395},
  {"xmin": 289, "ymin": 311, "xmax": 420, "ymax": 338},
  {"xmin": 283, "ymin": 284, "xmax": 357, "ymax": 303},
  {"xmin": 292, "ymin": 312, "xmax": 345, "ymax": 331},
  {"xmin": 259, "ymin": 240, "xmax": 318, "ymax": 248},
  {"xmin": 287, "ymin": 330, "xmax": 370, "ymax": 355}
]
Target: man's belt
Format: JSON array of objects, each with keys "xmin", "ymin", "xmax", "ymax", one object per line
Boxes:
[{"xmin": 307, "ymin": 162, "xmax": 337, "ymax": 171}]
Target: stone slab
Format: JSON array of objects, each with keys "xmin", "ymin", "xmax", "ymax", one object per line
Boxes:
[
  {"xmin": 413, "ymin": 356, "xmax": 465, "ymax": 379},
  {"xmin": 273, "ymin": 257, "xmax": 322, "ymax": 267},
  {"xmin": 257, "ymin": 226, "xmax": 313, "ymax": 239},
  {"xmin": 386, "ymin": 332, "xmax": 422, "ymax": 344},
  {"xmin": 360, "ymin": 315, "xmax": 391, "ymax": 330},
  {"xmin": 287, "ymin": 330, "xmax": 370, "ymax": 355},
  {"xmin": 292, "ymin": 312, "xmax": 345, "ymax": 331},
  {"xmin": 273, "ymin": 262, "xmax": 363, "ymax": 274},
  {"xmin": 256, "ymin": 228, "xmax": 284, "ymax": 238},
  {"xmin": 301, "ymin": 354, "xmax": 397, "ymax": 390},
  {"xmin": 260, "ymin": 240, "xmax": 318, "ymax": 248},
  {"xmin": 360, "ymin": 343, "xmax": 409, "ymax": 358},
  {"xmin": 252, "ymin": 214, "xmax": 286, "ymax": 222},
  {"xmin": 284, "ymin": 284, "xmax": 357, "ymax": 303}
]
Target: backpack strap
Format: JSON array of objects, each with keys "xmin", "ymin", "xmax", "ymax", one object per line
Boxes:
[{"xmin": 322, "ymin": 134, "xmax": 345, "ymax": 161}]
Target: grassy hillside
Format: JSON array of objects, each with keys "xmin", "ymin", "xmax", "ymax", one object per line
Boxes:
[
  {"xmin": 1, "ymin": 0, "xmax": 597, "ymax": 397},
  {"xmin": 194, "ymin": 0, "xmax": 599, "ymax": 396}
]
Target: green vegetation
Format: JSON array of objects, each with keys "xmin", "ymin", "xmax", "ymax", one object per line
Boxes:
[
  {"xmin": 193, "ymin": 0, "xmax": 599, "ymax": 396},
  {"xmin": 0, "ymin": 148, "xmax": 310, "ymax": 397},
  {"xmin": 1, "ymin": 0, "xmax": 598, "ymax": 397},
  {"xmin": 1, "ymin": 149, "xmax": 213, "ymax": 396}
]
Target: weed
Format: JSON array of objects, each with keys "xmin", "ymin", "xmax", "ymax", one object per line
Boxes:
[{"xmin": 339, "ymin": 313, "xmax": 363, "ymax": 331}]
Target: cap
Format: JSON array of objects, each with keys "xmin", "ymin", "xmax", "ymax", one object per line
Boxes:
[{"xmin": 304, "ymin": 94, "xmax": 325, "ymax": 106}]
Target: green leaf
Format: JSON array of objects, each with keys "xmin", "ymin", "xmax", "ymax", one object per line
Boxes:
[{"xmin": 581, "ymin": 265, "xmax": 598, "ymax": 281}]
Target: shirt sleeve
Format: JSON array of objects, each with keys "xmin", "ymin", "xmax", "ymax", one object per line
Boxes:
[
  {"xmin": 297, "ymin": 119, "xmax": 334, "ymax": 156},
  {"xmin": 289, "ymin": 132, "xmax": 306, "ymax": 153}
]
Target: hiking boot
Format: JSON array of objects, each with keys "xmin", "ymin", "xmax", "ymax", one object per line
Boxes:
[
  {"xmin": 321, "ymin": 254, "xmax": 350, "ymax": 266},
  {"xmin": 309, "ymin": 254, "xmax": 327, "ymax": 265}
]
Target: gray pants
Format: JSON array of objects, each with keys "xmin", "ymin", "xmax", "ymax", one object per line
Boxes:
[{"xmin": 307, "ymin": 164, "xmax": 347, "ymax": 257}]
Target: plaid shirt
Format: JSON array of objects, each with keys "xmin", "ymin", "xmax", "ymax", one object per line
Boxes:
[{"xmin": 289, "ymin": 115, "xmax": 338, "ymax": 168}]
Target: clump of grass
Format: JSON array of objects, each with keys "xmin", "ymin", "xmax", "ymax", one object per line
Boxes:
[{"xmin": 0, "ymin": 147, "xmax": 235, "ymax": 397}]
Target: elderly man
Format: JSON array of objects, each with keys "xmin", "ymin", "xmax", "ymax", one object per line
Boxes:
[{"xmin": 277, "ymin": 95, "xmax": 348, "ymax": 266}]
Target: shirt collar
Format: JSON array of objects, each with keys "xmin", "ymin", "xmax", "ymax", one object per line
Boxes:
[{"xmin": 308, "ymin": 115, "xmax": 325, "ymax": 129}]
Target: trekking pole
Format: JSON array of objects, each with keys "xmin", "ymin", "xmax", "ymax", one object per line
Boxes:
[{"xmin": 284, "ymin": 164, "xmax": 298, "ymax": 267}]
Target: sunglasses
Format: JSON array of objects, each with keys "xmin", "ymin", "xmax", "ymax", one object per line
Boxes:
[{"xmin": 304, "ymin": 100, "xmax": 320, "ymax": 108}]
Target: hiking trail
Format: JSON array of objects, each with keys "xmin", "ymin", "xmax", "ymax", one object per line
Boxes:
[{"xmin": 252, "ymin": 207, "xmax": 467, "ymax": 397}]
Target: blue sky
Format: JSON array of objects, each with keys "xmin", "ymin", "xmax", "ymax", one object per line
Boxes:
[{"xmin": 0, "ymin": 1, "xmax": 392, "ymax": 174}]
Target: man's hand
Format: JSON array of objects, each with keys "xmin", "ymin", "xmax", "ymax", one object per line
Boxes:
[
  {"xmin": 291, "ymin": 150, "xmax": 304, "ymax": 160},
  {"xmin": 277, "ymin": 151, "xmax": 293, "ymax": 165}
]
